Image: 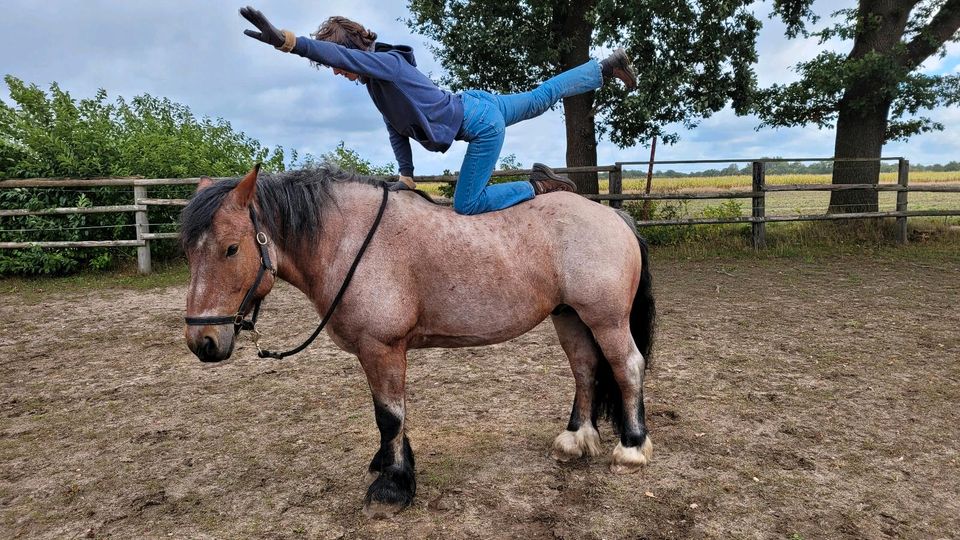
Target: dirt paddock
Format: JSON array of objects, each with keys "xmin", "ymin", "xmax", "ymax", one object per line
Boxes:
[{"xmin": 1, "ymin": 251, "xmax": 958, "ymax": 539}]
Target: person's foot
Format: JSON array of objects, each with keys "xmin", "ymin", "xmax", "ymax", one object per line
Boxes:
[
  {"xmin": 600, "ymin": 48, "xmax": 637, "ymax": 90},
  {"xmin": 530, "ymin": 163, "xmax": 577, "ymax": 195}
]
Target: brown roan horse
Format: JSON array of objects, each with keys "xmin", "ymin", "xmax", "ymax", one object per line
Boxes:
[{"xmin": 181, "ymin": 164, "xmax": 656, "ymax": 518}]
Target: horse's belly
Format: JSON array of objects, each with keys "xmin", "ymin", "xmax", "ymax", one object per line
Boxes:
[{"xmin": 412, "ymin": 284, "xmax": 555, "ymax": 348}]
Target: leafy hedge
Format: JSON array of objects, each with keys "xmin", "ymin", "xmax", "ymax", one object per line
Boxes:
[{"xmin": 0, "ymin": 76, "xmax": 288, "ymax": 275}]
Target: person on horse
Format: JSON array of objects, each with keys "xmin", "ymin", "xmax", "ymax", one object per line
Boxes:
[{"xmin": 239, "ymin": 6, "xmax": 637, "ymax": 215}]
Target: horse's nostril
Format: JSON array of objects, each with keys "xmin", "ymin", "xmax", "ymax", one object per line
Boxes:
[{"xmin": 201, "ymin": 336, "xmax": 216, "ymax": 356}]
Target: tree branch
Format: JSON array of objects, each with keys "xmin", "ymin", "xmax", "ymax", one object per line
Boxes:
[{"xmin": 903, "ymin": 0, "xmax": 960, "ymax": 68}]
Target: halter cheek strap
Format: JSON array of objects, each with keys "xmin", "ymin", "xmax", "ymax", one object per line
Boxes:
[{"xmin": 184, "ymin": 206, "xmax": 275, "ymax": 335}]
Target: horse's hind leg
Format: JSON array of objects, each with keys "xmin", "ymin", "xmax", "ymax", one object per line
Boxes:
[
  {"xmin": 550, "ymin": 309, "xmax": 603, "ymax": 461},
  {"xmin": 357, "ymin": 342, "xmax": 416, "ymax": 518},
  {"xmin": 591, "ymin": 323, "xmax": 652, "ymax": 474}
]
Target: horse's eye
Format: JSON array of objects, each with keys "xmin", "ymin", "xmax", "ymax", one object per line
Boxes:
[{"xmin": 226, "ymin": 244, "xmax": 239, "ymax": 257}]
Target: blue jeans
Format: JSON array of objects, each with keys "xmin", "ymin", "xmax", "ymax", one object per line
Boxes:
[{"xmin": 452, "ymin": 59, "xmax": 603, "ymax": 215}]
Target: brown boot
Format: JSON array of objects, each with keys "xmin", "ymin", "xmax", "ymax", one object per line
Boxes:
[
  {"xmin": 600, "ymin": 48, "xmax": 637, "ymax": 90},
  {"xmin": 530, "ymin": 163, "xmax": 577, "ymax": 195}
]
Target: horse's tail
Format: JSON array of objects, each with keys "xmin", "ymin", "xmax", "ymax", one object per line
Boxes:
[{"xmin": 593, "ymin": 216, "xmax": 656, "ymax": 433}]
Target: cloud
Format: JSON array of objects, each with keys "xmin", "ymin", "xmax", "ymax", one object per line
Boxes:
[{"xmin": 1, "ymin": 0, "xmax": 957, "ymax": 176}]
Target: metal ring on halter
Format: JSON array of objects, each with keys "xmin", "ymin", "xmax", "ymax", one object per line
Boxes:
[{"xmin": 256, "ymin": 232, "xmax": 268, "ymax": 245}]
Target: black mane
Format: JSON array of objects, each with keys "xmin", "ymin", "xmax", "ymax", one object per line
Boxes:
[{"xmin": 179, "ymin": 164, "xmax": 385, "ymax": 252}]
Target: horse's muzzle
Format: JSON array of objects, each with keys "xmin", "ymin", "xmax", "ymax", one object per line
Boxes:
[{"xmin": 185, "ymin": 325, "xmax": 236, "ymax": 363}]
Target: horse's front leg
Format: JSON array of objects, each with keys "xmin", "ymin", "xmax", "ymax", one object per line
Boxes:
[{"xmin": 357, "ymin": 341, "xmax": 415, "ymax": 519}]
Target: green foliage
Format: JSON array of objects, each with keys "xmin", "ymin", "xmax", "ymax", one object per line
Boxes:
[
  {"xmin": 0, "ymin": 76, "xmax": 288, "ymax": 275},
  {"xmin": 299, "ymin": 141, "xmax": 395, "ymax": 176},
  {"xmin": 624, "ymin": 198, "xmax": 747, "ymax": 245},
  {"xmin": 758, "ymin": 1, "xmax": 960, "ymax": 142},
  {"xmin": 406, "ymin": 0, "xmax": 761, "ymax": 147},
  {"xmin": 437, "ymin": 154, "xmax": 524, "ymax": 198}
]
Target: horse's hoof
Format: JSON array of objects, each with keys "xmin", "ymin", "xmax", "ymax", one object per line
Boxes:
[
  {"xmin": 609, "ymin": 436, "xmax": 653, "ymax": 474},
  {"xmin": 362, "ymin": 499, "xmax": 406, "ymax": 519},
  {"xmin": 363, "ymin": 469, "xmax": 415, "ymax": 519},
  {"xmin": 552, "ymin": 425, "xmax": 602, "ymax": 461}
]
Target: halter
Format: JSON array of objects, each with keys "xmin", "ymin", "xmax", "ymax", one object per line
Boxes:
[
  {"xmin": 185, "ymin": 184, "xmax": 390, "ymax": 360},
  {"xmin": 184, "ymin": 205, "xmax": 274, "ymax": 335}
]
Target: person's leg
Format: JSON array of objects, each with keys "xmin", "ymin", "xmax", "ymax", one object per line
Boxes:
[
  {"xmin": 496, "ymin": 60, "xmax": 603, "ymax": 127},
  {"xmin": 454, "ymin": 92, "xmax": 534, "ymax": 215}
]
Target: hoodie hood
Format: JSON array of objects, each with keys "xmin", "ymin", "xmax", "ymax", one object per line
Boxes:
[{"xmin": 374, "ymin": 42, "xmax": 416, "ymax": 67}]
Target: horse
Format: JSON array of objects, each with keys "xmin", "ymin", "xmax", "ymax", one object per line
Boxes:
[{"xmin": 180, "ymin": 164, "xmax": 656, "ymax": 518}]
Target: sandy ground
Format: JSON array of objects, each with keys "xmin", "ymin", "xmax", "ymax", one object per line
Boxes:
[{"xmin": 1, "ymin": 252, "xmax": 959, "ymax": 539}]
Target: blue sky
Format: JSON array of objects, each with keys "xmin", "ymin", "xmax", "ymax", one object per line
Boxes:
[{"xmin": 2, "ymin": 1, "xmax": 958, "ymax": 174}]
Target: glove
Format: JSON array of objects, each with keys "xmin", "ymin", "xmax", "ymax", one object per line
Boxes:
[{"xmin": 240, "ymin": 6, "xmax": 295, "ymax": 52}]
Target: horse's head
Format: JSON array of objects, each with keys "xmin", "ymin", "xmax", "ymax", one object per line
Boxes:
[{"xmin": 182, "ymin": 165, "xmax": 277, "ymax": 362}]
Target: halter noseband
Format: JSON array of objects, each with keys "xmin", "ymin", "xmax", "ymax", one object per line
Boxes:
[{"xmin": 184, "ymin": 205, "xmax": 275, "ymax": 335}]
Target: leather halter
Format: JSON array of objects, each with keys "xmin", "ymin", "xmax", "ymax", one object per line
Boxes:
[
  {"xmin": 184, "ymin": 205, "xmax": 275, "ymax": 335},
  {"xmin": 185, "ymin": 184, "xmax": 390, "ymax": 360}
]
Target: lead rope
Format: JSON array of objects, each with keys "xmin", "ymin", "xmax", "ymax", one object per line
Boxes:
[{"xmin": 255, "ymin": 184, "xmax": 390, "ymax": 359}]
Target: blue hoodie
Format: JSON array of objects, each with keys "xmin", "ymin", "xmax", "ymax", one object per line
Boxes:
[{"xmin": 291, "ymin": 37, "xmax": 463, "ymax": 176}]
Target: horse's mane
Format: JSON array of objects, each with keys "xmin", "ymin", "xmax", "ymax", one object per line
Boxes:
[{"xmin": 180, "ymin": 164, "xmax": 388, "ymax": 252}]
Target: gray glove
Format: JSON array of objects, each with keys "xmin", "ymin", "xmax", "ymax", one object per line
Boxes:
[{"xmin": 240, "ymin": 6, "xmax": 286, "ymax": 49}]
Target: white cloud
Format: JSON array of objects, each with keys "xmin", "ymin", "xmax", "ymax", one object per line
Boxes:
[{"xmin": 1, "ymin": 0, "xmax": 957, "ymax": 175}]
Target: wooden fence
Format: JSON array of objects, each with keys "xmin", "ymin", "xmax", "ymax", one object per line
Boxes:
[{"xmin": 1, "ymin": 158, "xmax": 959, "ymax": 273}]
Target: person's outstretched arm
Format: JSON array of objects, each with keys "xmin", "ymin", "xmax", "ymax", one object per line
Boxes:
[{"xmin": 240, "ymin": 6, "xmax": 400, "ymax": 80}]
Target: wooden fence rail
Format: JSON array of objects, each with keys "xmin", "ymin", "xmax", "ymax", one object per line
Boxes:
[{"xmin": 2, "ymin": 158, "xmax": 959, "ymax": 273}]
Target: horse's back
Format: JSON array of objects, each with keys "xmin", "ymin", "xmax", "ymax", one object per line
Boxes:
[{"xmin": 392, "ymin": 193, "xmax": 641, "ymax": 346}]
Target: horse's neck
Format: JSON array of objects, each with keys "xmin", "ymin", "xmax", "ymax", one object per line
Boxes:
[{"xmin": 275, "ymin": 183, "xmax": 381, "ymax": 306}]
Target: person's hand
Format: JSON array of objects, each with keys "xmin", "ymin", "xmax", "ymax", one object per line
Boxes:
[{"xmin": 240, "ymin": 6, "xmax": 290, "ymax": 50}]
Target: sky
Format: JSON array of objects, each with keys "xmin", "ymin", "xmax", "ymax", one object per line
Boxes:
[{"xmin": 2, "ymin": 1, "xmax": 958, "ymax": 175}]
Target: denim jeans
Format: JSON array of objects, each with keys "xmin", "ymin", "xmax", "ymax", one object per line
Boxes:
[{"xmin": 452, "ymin": 59, "xmax": 603, "ymax": 215}]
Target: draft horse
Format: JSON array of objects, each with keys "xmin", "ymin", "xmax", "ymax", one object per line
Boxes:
[{"xmin": 181, "ymin": 164, "xmax": 656, "ymax": 518}]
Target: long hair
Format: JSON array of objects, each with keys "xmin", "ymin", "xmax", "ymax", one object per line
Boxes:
[{"xmin": 312, "ymin": 16, "xmax": 377, "ymax": 50}]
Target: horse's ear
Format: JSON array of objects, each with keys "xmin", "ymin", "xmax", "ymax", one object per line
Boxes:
[
  {"xmin": 196, "ymin": 176, "xmax": 214, "ymax": 192},
  {"xmin": 233, "ymin": 163, "xmax": 261, "ymax": 207}
]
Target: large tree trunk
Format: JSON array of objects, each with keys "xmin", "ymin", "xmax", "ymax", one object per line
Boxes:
[
  {"xmin": 557, "ymin": 0, "xmax": 599, "ymax": 194},
  {"xmin": 829, "ymin": 97, "xmax": 892, "ymax": 213},
  {"xmin": 829, "ymin": 0, "xmax": 909, "ymax": 213}
]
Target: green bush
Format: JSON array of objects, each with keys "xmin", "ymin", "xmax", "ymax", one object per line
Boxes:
[
  {"xmin": 0, "ymin": 76, "xmax": 288, "ymax": 275},
  {"xmin": 624, "ymin": 198, "xmax": 748, "ymax": 246}
]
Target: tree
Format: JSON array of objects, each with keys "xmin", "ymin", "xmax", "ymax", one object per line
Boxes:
[
  {"xmin": 406, "ymin": 0, "xmax": 760, "ymax": 193},
  {"xmin": 758, "ymin": 0, "xmax": 960, "ymax": 213}
]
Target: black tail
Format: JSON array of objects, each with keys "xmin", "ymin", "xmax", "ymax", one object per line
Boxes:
[{"xmin": 593, "ymin": 234, "xmax": 656, "ymax": 434}]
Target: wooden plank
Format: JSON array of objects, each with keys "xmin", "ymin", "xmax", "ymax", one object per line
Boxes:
[
  {"xmin": 137, "ymin": 198, "xmax": 190, "ymax": 206},
  {"xmin": 0, "ymin": 240, "xmax": 145, "ymax": 249},
  {"xmin": 906, "ymin": 185, "xmax": 960, "ymax": 193},
  {"xmin": 134, "ymin": 186, "xmax": 152, "ymax": 274},
  {"xmin": 616, "ymin": 156, "xmax": 903, "ymax": 166},
  {"xmin": 141, "ymin": 232, "xmax": 179, "ymax": 240},
  {"xmin": 584, "ymin": 192, "xmax": 760, "ymax": 201},
  {"xmin": 0, "ymin": 205, "xmax": 144, "ymax": 217},
  {"xmin": 897, "ymin": 159, "xmax": 909, "ymax": 244},
  {"xmin": 764, "ymin": 183, "xmax": 904, "ymax": 192},
  {"xmin": 752, "ymin": 161, "xmax": 766, "ymax": 249},
  {"xmin": 608, "ymin": 165, "xmax": 623, "ymax": 209},
  {"xmin": 635, "ymin": 216, "xmax": 756, "ymax": 226}
]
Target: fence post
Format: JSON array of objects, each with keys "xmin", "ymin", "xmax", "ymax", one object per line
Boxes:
[
  {"xmin": 609, "ymin": 163, "xmax": 623, "ymax": 209},
  {"xmin": 751, "ymin": 161, "xmax": 766, "ymax": 249},
  {"xmin": 897, "ymin": 158, "xmax": 909, "ymax": 244},
  {"xmin": 133, "ymin": 185, "xmax": 152, "ymax": 274}
]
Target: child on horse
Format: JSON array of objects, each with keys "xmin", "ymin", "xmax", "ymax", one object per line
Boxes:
[{"xmin": 240, "ymin": 6, "xmax": 637, "ymax": 215}]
